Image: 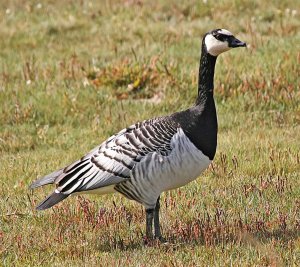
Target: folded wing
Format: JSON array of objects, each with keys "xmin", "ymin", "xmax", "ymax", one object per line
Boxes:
[{"xmin": 30, "ymin": 117, "xmax": 178, "ymax": 209}]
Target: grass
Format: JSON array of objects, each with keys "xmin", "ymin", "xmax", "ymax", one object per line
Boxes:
[{"xmin": 0, "ymin": 0, "xmax": 300, "ymax": 266}]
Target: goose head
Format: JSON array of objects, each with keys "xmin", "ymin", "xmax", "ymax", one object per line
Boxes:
[{"xmin": 204, "ymin": 29, "xmax": 246, "ymax": 57}]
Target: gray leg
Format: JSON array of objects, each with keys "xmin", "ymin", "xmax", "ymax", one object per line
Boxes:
[
  {"xmin": 145, "ymin": 208, "xmax": 154, "ymax": 239},
  {"xmin": 154, "ymin": 197, "xmax": 166, "ymax": 242},
  {"xmin": 154, "ymin": 197, "xmax": 162, "ymax": 238}
]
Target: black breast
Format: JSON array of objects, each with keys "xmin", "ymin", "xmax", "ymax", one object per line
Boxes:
[{"xmin": 171, "ymin": 95, "xmax": 218, "ymax": 160}]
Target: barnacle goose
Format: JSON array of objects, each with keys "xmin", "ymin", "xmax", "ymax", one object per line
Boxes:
[{"xmin": 30, "ymin": 29, "xmax": 246, "ymax": 242}]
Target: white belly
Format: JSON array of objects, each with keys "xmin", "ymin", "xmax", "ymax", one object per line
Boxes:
[
  {"xmin": 73, "ymin": 185, "xmax": 116, "ymax": 196},
  {"xmin": 153, "ymin": 136, "xmax": 211, "ymax": 192},
  {"xmin": 129, "ymin": 129, "xmax": 212, "ymax": 207}
]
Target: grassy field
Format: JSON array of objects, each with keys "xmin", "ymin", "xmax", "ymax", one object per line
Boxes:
[{"xmin": 1, "ymin": 0, "xmax": 299, "ymax": 266}]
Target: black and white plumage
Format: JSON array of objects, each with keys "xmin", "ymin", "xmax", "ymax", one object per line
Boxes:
[{"xmin": 30, "ymin": 29, "xmax": 246, "ymax": 241}]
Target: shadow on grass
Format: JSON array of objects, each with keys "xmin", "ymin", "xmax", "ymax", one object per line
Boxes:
[{"xmin": 94, "ymin": 226, "xmax": 300, "ymax": 253}]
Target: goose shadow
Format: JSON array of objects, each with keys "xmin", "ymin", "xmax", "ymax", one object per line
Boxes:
[{"xmin": 94, "ymin": 226, "xmax": 300, "ymax": 253}]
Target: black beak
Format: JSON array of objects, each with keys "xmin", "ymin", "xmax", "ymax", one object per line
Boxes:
[{"xmin": 228, "ymin": 36, "xmax": 247, "ymax": 48}]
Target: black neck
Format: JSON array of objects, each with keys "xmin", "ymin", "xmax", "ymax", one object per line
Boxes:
[
  {"xmin": 196, "ymin": 44, "xmax": 217, "ymax": 105},
  {"xmin": 171, "ymin": 37, "xmax": 218, "ymax": 160}
]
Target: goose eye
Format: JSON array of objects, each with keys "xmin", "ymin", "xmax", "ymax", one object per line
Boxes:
[{"xmin": 214, "ymin": 34, "xmax": 226, "ymax": 42}]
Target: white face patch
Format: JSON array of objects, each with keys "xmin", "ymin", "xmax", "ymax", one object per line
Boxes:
[
  {"xmin": 204, "ymin": 34, "xmax": 231, "ymax": 56},
  {"xmin": 218, "ymin": 29, "xmax": 233, "ymax": 36}
]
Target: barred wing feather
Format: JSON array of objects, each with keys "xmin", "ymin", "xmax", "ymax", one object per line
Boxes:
[{"xmin": 30, "ymin": 117, "xmax": 178, "ymax": 209}]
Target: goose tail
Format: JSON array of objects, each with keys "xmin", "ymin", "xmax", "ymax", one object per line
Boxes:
[
  {"xmin": 29, "ymin": 169, "xmax": 63, "ymax": 189},
  {"xmin": 36, "ymin": 191, "xmax": 68, "ymax": 210}
]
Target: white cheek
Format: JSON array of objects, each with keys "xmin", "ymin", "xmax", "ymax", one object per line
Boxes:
[{"xmin": 205, "ymin": 35, "xmax": 230, "ymax": 56}]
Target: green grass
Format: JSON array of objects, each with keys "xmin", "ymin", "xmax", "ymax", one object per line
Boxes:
[{"xmin": 1, "ymin": 0, "xmax": 300, "ymax": 266}]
